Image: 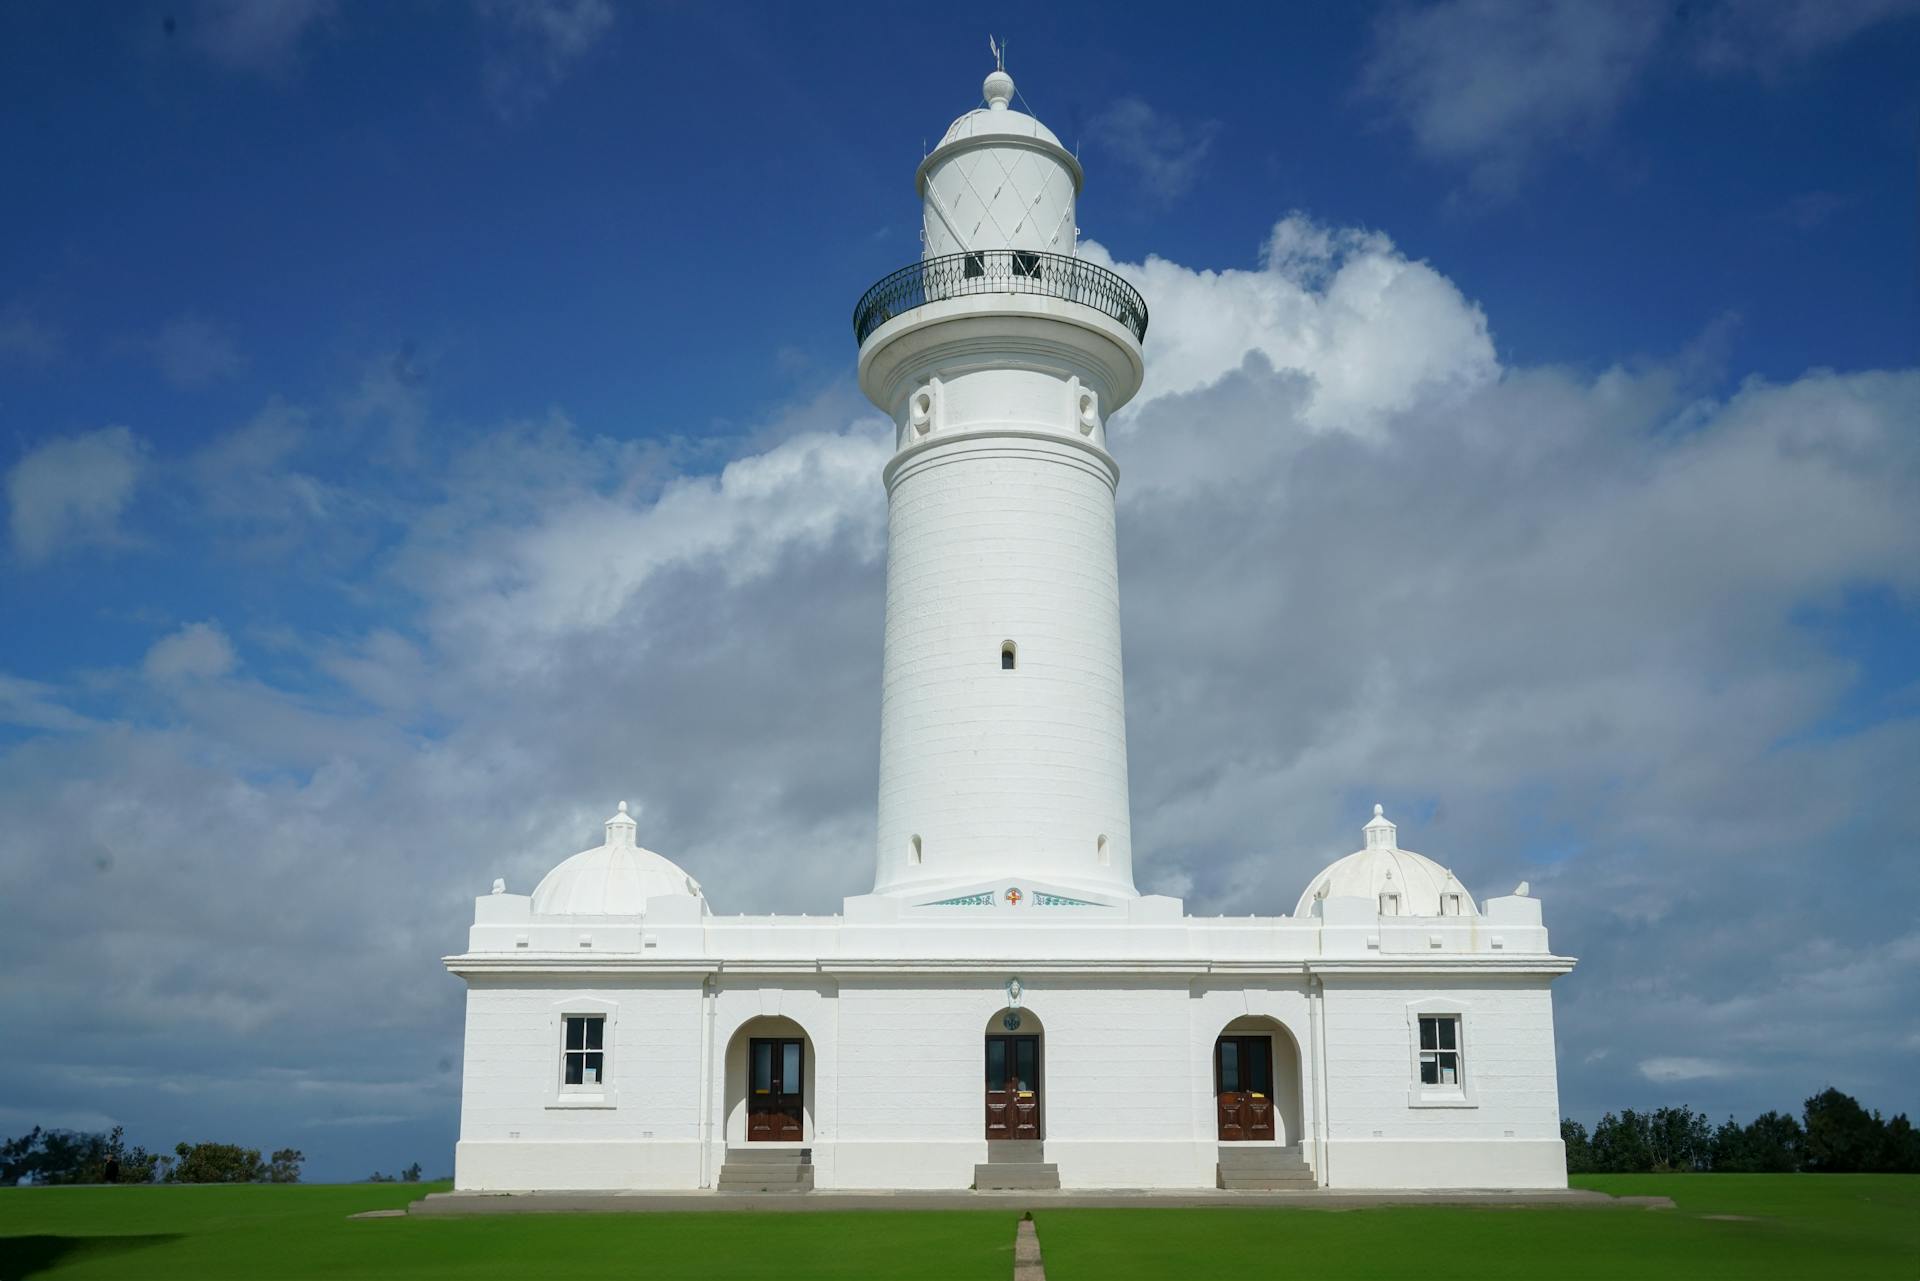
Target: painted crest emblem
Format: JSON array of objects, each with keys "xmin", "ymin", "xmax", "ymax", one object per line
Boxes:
[{"xmin": 1004, "ymin": 886, "xmax": 1023, "ymax": 906}]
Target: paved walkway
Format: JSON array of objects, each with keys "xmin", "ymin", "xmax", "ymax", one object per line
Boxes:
[{"xmin": 406, "ymin": 1187, "xmax": 1672, "ymax": 1216}]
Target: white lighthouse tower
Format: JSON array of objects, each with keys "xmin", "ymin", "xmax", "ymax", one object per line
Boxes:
[
  {"xmin": 855, "ymin": 64, "xmax": 1149, "ymax": 903},
  {"xmin": 444, "ymin": 52, "xmax": 1575, "ymax": 1200}
]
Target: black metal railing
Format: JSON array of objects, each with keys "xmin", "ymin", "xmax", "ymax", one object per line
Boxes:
[{"xmin": 852, "ymin": 250, "xmax": 1149, "ymax": 345}]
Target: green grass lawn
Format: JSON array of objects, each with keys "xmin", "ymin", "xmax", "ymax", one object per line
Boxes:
[
  {"xmin": 0, "ymin": 1184, "xmax": 1015, "ymax": 1281},
  {"xmin": 1, "ymin": 1176, "xmax": 1915, "ymax": 1281},
  {"xmin": 1038, "ymin": 1175, "xmax": 1920, "ymax": 1280}
]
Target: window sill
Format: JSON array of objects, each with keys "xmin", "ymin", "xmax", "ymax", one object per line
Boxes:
[
  {"xmin": 1407, "ymin": 1088, "xmax": 1475, "ymax": 1109},
  {"xmin": 548, "ymin": 1094, "xmax": 617, "ymax": 1110}
]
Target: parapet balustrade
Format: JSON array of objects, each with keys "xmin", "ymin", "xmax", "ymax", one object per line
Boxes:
[{"xmin": 853, "ymin": 249, "xmax": 1149, "ymax": 345}]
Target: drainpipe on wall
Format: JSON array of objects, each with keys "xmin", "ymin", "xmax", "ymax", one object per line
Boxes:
[
  {"xmin": 1311, "ymin": 972, "xmax": 1332, "ymax": 1187},
  {"xmin": 698, "ymin": 974, "xmax": 715, "ymax": 1188}
]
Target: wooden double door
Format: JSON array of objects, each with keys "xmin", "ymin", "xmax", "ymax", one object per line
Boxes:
[
  {"xmin": 747, "ymin": 1037, "xmax": 805, "ymax": 1142},
  {"xmin": 984, "ymin": 1034, "xmax": 1041, "ymax": 1141},
  {"xmin": 1215, "ymin": 1035, "xmax": 1276, "ymax": 1141}
]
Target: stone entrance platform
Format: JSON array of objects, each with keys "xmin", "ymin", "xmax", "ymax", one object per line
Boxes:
[{"xmin": 406, "ymin": 1187, "xmax": 1670, "ymax": 1216}]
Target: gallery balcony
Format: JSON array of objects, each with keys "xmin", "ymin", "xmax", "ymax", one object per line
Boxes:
[{"xmin": 852, "ymin": 249, "xmax": 1150, "ymax": 346}]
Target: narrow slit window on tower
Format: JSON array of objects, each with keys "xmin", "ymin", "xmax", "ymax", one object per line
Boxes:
[
  {"xmin": 1097, "ymin": 834, "xmax": 1109, "ymax": 866},
  {"xmin": 910, "ymin": 834, "xmax": 923, "ymax": 865},
  {"xmin": 1001, "ymin": 641, "xmax": 1017, "ymax": 670}
]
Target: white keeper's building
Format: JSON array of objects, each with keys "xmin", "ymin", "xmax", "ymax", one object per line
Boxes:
[{"xmin": 445, "ymin": 63, "xmax": 1574, "ymax": 1194}]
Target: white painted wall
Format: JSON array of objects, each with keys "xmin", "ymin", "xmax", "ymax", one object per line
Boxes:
[
  {"xmin": 452, "ymin": 960, "xmax": 1567, "ymax": 1192},
  {"xmin": 874, "ymin": 428, "xmax": 1134, "ymax": 902}
]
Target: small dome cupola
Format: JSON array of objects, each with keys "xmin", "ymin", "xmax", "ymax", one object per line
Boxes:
[
  {"xmin": 1293, "ymin": 803, "xmax": 1478, "ymax": 918},
  {"xmin": 1364, "ymin": 802, "xmax": 1397, "ymax": 850},
  {"xmin": 606, "ymin": 800, "xmax": 637, "ymax": 848},
  {"xmin": 530, "ymin": 801, "xmax": 711, "ymax": 917}
]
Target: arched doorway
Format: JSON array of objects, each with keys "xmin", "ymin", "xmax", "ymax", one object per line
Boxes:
[
  {"xmin": 984, "ymin": 1007, "xmax": 1044, "ymax": 1141},
  {"xmin": 1213, "ymin": 1016, "xmax": 1304, "ymax": 1144},
  {"xmin": 723, "ymin": 1016, "xmax": 815, "ymax": 1144}
]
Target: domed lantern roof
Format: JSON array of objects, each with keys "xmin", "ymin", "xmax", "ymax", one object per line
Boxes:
[
  {"xmin": 915, "ymin": 61, "xmax": 1084, "ymax": 260},
  {"xmin": 530, "ymin": 802, "xmax": 710, "ymax": 917},
  {"xmin": 928, "ymin": 70, "xmax": 1073, "ymax": 159},
  {"xmin": 1294, "ymin": 805, "xmax": 1477, "ymax": 918}
]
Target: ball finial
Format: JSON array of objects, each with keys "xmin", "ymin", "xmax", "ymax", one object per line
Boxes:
[
  {"xmin": 617, "ymin": 801, "xmax": 629, "ymax": 814},
  {"xmin": 1373, "ymin": 803, "xmax": 1384, "ymax": 818},
  {"xmin": 984, "ymin": 70, "xmax": 1014, "ymax": 110}
]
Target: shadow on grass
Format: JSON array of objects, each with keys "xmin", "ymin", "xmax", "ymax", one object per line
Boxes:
[{"xmin": 0, "ymin": 1233, "xmax": 182, "ymax": 1280}]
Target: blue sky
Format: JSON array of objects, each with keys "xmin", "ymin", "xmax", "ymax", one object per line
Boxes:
[{"xmin": 2, "ymin": 0, "xmax": 1918, "ymax": 1182}]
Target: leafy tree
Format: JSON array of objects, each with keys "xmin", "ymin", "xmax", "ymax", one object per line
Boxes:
[
  {"xmin": 1803, "ymin": 1088, "xmax": 1887, "ymax": 1173},
  {"xmin": 1590, "ymin": 1110, "xmax": 1653, "ymax": 1173},
  {"xmin": 368, "ymin": 1170, "xmax": 398, "ymax": 1183},
  {"xmin": 1, "ymin": 1128, "xmax": 46, "ymax": 1184},
  {"xmin": 1565, "ymin": 1092, "xmax": 1917, "ymax": 1175},
  {"xmin": 401, "ymin": 1162, "xmax": 423, "ymax": 1183},
  {"xmin": 168, "ymin": 1142, "xmax": 266, "ymax": 1184},
  {"xmin": 1647, "ymin": 1105, "xmax": 1713, "ymax": 1172},
  {"xmin": 1, "ymin": 1126, "xmax": 165, "ymax": 1185},
  {"xmin": 1560, "ymin": 1118, "xmax": 1594, "ymax": 1173},
  {"xmin": 1882, "ymin": 1114, "xmax": 1920, "ymax": 1173},
  {"xmin": 267, "ymin": 1149, "xmax": 304, "ymax": 1183},
  {"xmin": 1737, "ymin": 1110, "xmax": 1806, "ymax": 1172}
]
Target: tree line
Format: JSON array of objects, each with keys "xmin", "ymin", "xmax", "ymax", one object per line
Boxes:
[
  {"xmin": 2, "ymin": 1127, "xmax": 304, "ymax": 1185},
  {"xmin": 1564, "ymin": 1088, "xmax": 1920, "ymax": 1174}
]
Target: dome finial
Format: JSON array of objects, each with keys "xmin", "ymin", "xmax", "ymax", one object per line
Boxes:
[
  {"xmin": 1373, "ymin": 803, "xmax": 1384, "ymax": 818},
  {"xmin": 617, "ymin": 800, "xmax": 629, "ymax": 815},
  {"xmin": 983, "ymin": 37, "xmax": 1013, "ymax": 111}
]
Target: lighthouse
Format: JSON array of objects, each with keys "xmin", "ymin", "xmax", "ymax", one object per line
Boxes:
[
  {"xmin": 853, "ymin": 65, "xmax": 1149, "ymax": 902},
  {"xmin": 445, "ymin": 53, "xmax": 1574, "ymax": 1199}
]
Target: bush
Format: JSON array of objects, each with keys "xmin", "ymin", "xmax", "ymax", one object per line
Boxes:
[{"xmin": 168, "ymin": 1142, "xmax": 266, "ymax": 1184}]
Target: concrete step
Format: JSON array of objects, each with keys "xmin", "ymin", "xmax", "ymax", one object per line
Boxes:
[
  {"xmin": 974, "ymin": 1163, "xmax": 1060, "ymax": 1191},
  {"xmin": 718, "ymin": 1148, "xmax": 814, "ymax": 1192},
  {"xmin": 1218, "ymin": 1146, "xmax": 1310, "ymax": 1170},
  {"xmin": 985, "ymin": 1140, "xmax": 1046, "ymax": 1165},
  {"xmin": 718, "ymin": 1165, "xmax": 811, "ymax": 1183},
  {"xmin": 1217, "ymin": 1143, "xmax": 1315, "ymax": 1190},
  {"xmin": 1219, "ymin": 1171, "xmax": 1318, "ymax": 1190},
  {"xmin": 722, "ymin": 1147, "xmax": 811, "ymax": 1165},
  {"xmin": 717, "ymin": 1166, "xmax": 815, "ymax": 1193}
]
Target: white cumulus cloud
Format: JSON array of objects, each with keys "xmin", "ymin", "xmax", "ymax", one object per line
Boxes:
[
  {"xmin": 5, "ymin": 426, "xmax": 145, "ymax": 565},
  {"xmin": 2, "ymin": 215, "xmax": 1917, "ymax": 1174},
  {"xmin": 144, "ymin": 621, "xmax": 239, "ymax": 684}
]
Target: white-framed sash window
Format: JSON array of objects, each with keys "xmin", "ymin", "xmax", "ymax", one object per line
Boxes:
[
  {"xmin": 1405, "ymin": 999, "xmax": 1475, "ymax": 1108},
  {"xmin": 563, "ymin": 1014, "xmax": 606, "ymax": 1088},
  {"xmin": 1417, "ymin": 1015, "xmax": 1461, "ymax": 1086},
  {"xmin": 546, "ymin": 997, "xmax": 618, "ymax": 1110}
]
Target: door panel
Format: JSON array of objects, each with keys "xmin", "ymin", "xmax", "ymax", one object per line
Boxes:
[
  {"xmin": 748, "ymin": 1037, "xmax": 805, "ymax": 1142},
  {"xmin": 1216, "ymin": 1036, "xmax": 1277, "ymax": 1141},
  {"xmin": 985, "ymin": 1034, "xmax": 1041, "ymax": 1140}
]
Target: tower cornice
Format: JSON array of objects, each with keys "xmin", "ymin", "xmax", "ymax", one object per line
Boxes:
[{"xmin": 858, "ymin": 292, "xmax": 1144, "ymax": 419}]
